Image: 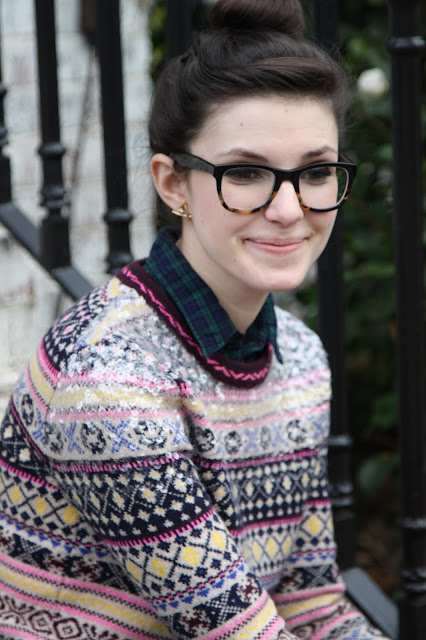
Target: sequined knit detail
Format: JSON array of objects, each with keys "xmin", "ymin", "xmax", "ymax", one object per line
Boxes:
[
  {"xmin": 0, "ymin": 268, "xmax": 390, "ymax": 640},
  {"xmin": 119, "ymin": 260, "xmax": 273, "ymax": 388}
]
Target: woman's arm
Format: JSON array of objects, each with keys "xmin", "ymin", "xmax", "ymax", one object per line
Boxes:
[{"xmin": 271, "ymin": 446, "xmax": 391, "ymax": 640}]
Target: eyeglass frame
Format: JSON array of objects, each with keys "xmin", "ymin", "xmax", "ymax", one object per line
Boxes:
[{"xmin": 171, "ymin": 151, "xmax": 357, "ymax": 214}]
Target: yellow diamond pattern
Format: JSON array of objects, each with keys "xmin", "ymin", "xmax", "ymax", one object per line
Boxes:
[
  {"xmin": 150, "ymin": 557, "xmax": 167, "ymax": 577},
  {"xmin": 181, "ymin": 546, "xmax": 200, "ymax": 566},
  {"xmin": 34, "ymin": 497, "xmax": 48, "ymax": 516},
  {"xmin": 212, "ymin": 530, "xmax": 226, "ymax": 550},
  {"xmin": 10, "ymin": 486, "xmax": 22, "ymax": 504},
  {"xmin": 252, "ymin": 540, "xmax": 262, "ymax": 561},
  {"xmin": 266, "ymin": 537, "xmax": 278, "ymax": 560},
  {"xmin": 62, "ymin": 505, "xmax": 80, "ymax": 525},
  {"xmin": 306, "ymin": 515, "xmax": 322, "ymax": 536},
  {"xmin": 282, "ymin": 534, "xmax": 292, "ymax": 556}
]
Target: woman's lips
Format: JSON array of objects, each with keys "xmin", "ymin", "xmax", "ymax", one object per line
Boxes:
[{"xmin": 244, "ymin": 237, "xmax": 306, "ymax": 255}]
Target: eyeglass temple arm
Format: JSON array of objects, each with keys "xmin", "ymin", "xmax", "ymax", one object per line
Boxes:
[{"xmin": 172, "ymin": 153, "xmax": 215, "ymax": 175}]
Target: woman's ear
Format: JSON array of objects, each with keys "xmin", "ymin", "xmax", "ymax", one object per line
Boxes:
[{"xmin": 151, "ymin": 154, "xmax": 187, "ymax": 211}]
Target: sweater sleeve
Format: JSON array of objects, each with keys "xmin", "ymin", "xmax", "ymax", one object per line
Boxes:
[
  {"xmin": 271, "ymin": 444, "xmax": 391, "ymax": 640},
  {"xmin": 46, "ymin": 342, "xmax": 296, "ymax": 640}
]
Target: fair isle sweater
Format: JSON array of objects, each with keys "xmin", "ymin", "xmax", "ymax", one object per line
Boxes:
[{"xmin": 0, "ymin": 261, "xmax": 388, "ymax": 640}]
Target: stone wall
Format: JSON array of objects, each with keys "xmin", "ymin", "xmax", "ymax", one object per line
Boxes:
[{"xmin": 0, "ymin": 0, "xmax": 155, "ymax": 413}]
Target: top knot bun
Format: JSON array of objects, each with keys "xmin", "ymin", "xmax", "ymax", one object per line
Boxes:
[
  {"xmin": 149, "ymin": 0, "xmax": 349, "ymax": 158},
  {"xmin": 210, "ymin": 0, "xmax": 305, "ymax": 37}
]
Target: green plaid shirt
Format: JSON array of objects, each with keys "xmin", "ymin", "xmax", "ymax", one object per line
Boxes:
[{"xmin": 144, "ymin": 228, "xmax": 282, "ymax": 363}]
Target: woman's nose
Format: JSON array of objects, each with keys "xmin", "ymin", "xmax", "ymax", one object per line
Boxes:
[{"xmin": 263, "ymin": 180, "xmax": 305, "ymax": 224}]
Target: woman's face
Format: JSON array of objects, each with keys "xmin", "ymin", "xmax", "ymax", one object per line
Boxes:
[{"xmin": 177, "ymin": 95, "xmax": 339, "ymax": 313}]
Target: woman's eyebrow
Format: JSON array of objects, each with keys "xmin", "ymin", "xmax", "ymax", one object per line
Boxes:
[
  {"xmin": 216, "ymin": 145, "xmax": 338, "ymax": 164},
  {"xmin": 216, "ymin": 148, "xmax": 270, "ymax": 163},
  {"xmin": 300, "ymin": 146, "xmax": 338, "ymax": 162}
]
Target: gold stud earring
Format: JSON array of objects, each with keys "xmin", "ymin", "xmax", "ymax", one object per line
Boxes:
[{"xmin": 171, "ymin": 202, "xmax": 192, "ymax": 219}]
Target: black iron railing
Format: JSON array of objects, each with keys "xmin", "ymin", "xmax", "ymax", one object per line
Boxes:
[
  {"xmin": 35, "ymin": 1, "xmax": 70, "ymax": 272},
  {"xmin": 0, "ymin": 1, "xmax": 91, "ymax": 298},
  {"xmin": 312, "ymin": 0, "xmax": 356, "ymax": 573},
  {"xmin": 96, "ymin": 0, "xmax": 133, "ymax": 274},
  {"xmin": 0, "ymin": 1, "xmax": 424, "ymax": 638},
  {"xmin": 0, "ymin": 0, "xmax": 133, "ymax": 298},
  {"xmin": 387, "ymin": 1, "xmax": 426, "ymax": 638}
]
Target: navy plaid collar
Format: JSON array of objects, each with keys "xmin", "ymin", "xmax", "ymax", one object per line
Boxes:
[{"xmin": 144, "ymin": 228, "xmax": 282, "ymax": 363}]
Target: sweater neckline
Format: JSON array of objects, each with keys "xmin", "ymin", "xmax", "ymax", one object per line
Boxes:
[{"xmin": 117, "ymin": 260, "xmax": 273, "ymax": 388}]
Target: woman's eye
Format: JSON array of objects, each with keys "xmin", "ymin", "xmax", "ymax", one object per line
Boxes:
[
  {"xmin": 301, "ymin": 166, "xmax": 334, "ymax": 183},
  {"xmin": 224, "ymin": 167, "xmax": 265, "ymax": 183}
]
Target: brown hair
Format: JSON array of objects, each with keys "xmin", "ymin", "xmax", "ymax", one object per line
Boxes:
[{"xmin": 149, "ymin": 0, "xmax": 349, "ymax": 155}]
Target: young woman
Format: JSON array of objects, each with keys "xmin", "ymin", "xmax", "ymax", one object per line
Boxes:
[{"xmin": 0, "ymin": 1, "xmax": 389, "ymax": 639}]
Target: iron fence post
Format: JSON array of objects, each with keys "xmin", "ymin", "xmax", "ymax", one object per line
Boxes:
[
  {"xmin": 34, "ymin": 0, "xmax": 70, "ymax": 271},
  {"xmin": 166, "ymin": 0, "xmax": 193, "ymax": 58},
  {"xmin": 387, "ymin": 1, "xmax": 426, "ymax": 638},
  {"xmin": 0, "ymin": 8, "xmax": 11, "ymax": 206},
  {"xmin": 311, "ymin": 0, "xmax": 356, "ymax": 571},
  {"xmin": 0, "ymin": 1, "xmax": 94, "ymax": 299},
  {"xmin": 96, "ymin": 0, "xmax": 133, "ymax": 274},
  {"xmin": 156, "ymin": 0, "xmax": 194, "ymax": 230}
]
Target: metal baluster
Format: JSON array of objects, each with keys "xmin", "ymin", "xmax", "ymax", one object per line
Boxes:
[
  {"xmin": 0, "ymin": 3, "xmax": 92, "ymax": 298},
  {"xmin": 166, "ymin": 0, "xmax": 193, "ymax": 57},
  {"xmin": 0, "ymin": 25, "xmax": 40, "ymax": 257},
  {"xmin": 317, "ymin": 217, "xmax": 355, "ymax": 568},
  {"xmin": 311, "ymin": 0, "xmax": 356, "ymax": 571},
  {"xmin": 96, "ymin": 0, "xmax": 133, "ymax": 274},
  {"xmin": 0, "ymin": 10, "xmax": 11, "ymax": 207},
  {"xmin": 154, "ymin": 0, "xmax": 194, "ymax": 231},
  {"xmin": 34, "ymin": 0, "xmax": 70, "ymax": 271},
  {"xmin": 312, "ymin": 2, "xmax": 398, "ymax": 635},
  {"xmin": 387, "ymin": 1, "xmax": 426, "ymax": 638}
]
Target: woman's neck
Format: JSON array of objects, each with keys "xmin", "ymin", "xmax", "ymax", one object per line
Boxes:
[
  {"xmin": 216, "ymin": 291, "xmax": 267, "ymax": 334},
  {"xmin": 176, "ymin": 230, "xmax": 268, "ymax": 334}
]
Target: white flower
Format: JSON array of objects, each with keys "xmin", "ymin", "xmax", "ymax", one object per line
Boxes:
[{"xmin": 357, "ymin": 68, "xmax": 389, "ymax": 97}]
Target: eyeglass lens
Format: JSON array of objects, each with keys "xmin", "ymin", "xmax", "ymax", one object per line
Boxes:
[{"xmin": 221, "ymin": 165, "xmax": 349, "ymax": 212}]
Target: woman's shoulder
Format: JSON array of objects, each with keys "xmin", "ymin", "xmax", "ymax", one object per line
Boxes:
[{"xmin": 41, "ymin": 275, "xmax": 163, "ymax": 376}]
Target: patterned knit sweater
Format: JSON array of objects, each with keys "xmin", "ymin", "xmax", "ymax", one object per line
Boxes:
[{"xmin": 0, "ymin": 261, "xmax": 389, "ymax": 640}]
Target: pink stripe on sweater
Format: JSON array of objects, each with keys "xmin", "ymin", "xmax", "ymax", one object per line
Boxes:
[
  {"xmin": 230, "ymin": 515, "xmax": 302, "ymax": 536},
  {"xmin": 190, "ymin": 402, "xmax": 328, "ymax": 431},
  {"xmin": 49, "ymin": 451, "xmax": 184, "ymax": 474},
  {"xmin": 310, "ymin": 611, "xmax": 360, "ymax": 640},
  {"xmin": 287, "ymin": 602, "xmax": 343, "ymax": 627},
  {"xmin": 54, "ymin": 407, "xmax": 179, "ymax": 421},
  {"xmin": 57, "ymin": 370, "xmax": 190, "ymax": 395},
  {"xmin": 273, "ymin": 583, "xmax": 345, "ymax": 603},
  {"xmin": 0, "ymin": 628, "xmax": 46, "ymax": 640},
  {"xmin": 38, "ymin": 340, "xmax": 59, "ymax": 383},
  {"xmin": 0, "ymin": 582, "xmax": 155, "ymax": 640},
  {"xmin": 0, "ymin": 458, "xmax": 56, "ymax": 490},
  {"xmin": 306, "ymin": 499, "xmax": 331, "ymax": 508},
  {"xmin": 193, "ymin": 448, "xmax": 318, "ymax": 470},
  {"xmin": 0, "ymin": 551, "xmax": 153, "ymax": 610},
  {"xmin": 291, "ymin": 547, "xmax": 336, "ymax": 560},
  {"xmin": 198, "ymin": 367, "xmax": 329, "ymax": 401}
]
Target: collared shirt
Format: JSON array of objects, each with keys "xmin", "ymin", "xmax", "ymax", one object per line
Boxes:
[{"xmin": 144, "ymin": 228, "xmax": 282, "ymax": 363}]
